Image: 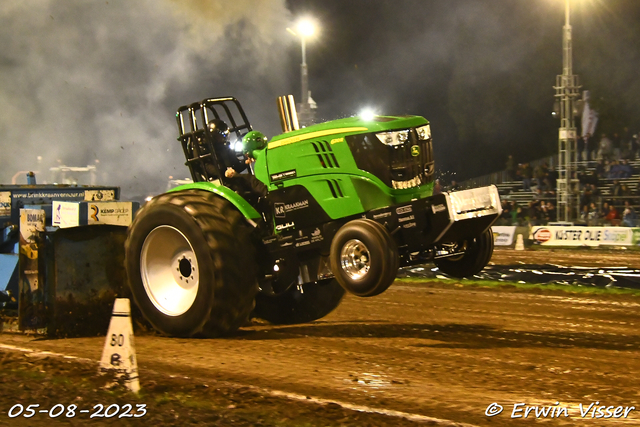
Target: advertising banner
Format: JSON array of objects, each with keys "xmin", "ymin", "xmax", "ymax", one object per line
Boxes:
[
  {"xmin": 492, "ymin": 226, "xmax": 516, "ymax": 246},
  {"xmin": 0, "ymin": 191, "xmax": 10, "ymax": 217},
  {"xmin": 52, "ymin": 201, "xmax": 138, "ymax": 228},
  {"xmin": 532, "ymin": 226, "xmax": 640, "ymax": 247},
  {"xmin": 19, "ymin": 208, "xmax": 47, "ymax": 331}
]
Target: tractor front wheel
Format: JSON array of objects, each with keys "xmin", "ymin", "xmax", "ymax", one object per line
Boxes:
[
  {"xmin": 433, "ymin": 228, "xmax": 494, "ymax": 278},
  {"xmin": 329, "ymin": 219, "xmax": 399, "ymax": 297}
]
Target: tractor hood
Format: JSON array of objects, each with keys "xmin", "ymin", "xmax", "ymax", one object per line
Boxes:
[{"xmin": 267, "ymin": 115, "xmax": 429, "ymax": 149}]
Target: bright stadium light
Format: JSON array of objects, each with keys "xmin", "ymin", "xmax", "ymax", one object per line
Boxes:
[
  {"xmin": 296, "ymin": 18, "xmax": 316, "ymax": 38},
  {"xmin": 287, "ymin": 17, "xmax": 320, "ymax": 126},
  {"xmin": 359, "ymin": 107, "xmax": 376, "ymax": 121}
]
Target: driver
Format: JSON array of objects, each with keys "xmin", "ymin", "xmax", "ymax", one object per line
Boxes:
[
  {"xmin": 205, "ymin": 118, "xmax": 247, "ymax": 179},
  {"xmin": 224, "ymin": 130, "xmax": 268, "ymax": 201}
]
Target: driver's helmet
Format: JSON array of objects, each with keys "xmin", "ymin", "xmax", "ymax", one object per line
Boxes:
[
  {"xmin": 207, "ymin": 118, "xmax": 229, "ymax": 143},
  {"xmin": 242, "ymin": 131, "xmax": 268, "ymax": 158}
]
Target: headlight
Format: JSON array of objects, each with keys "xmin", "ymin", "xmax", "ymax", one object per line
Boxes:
[
  {"xmin": 375, "ymin": 130, "xmax": 409, "ymax": 146},
  {"xmin": 416, "ymin": 124, "xmax": 431, "ymax": 140}
]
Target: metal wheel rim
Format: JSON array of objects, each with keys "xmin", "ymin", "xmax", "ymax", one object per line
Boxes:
[
  {"xmin": 140, "ymin": 225, "xmax": 199, "ymax": 316},
  {"xmin": 340, "ymin": 239, "xmax": 370, "ymax": 280},
  {"xmin": 443, "ymin": 241, "xmax": 467, "ymax": 261}
]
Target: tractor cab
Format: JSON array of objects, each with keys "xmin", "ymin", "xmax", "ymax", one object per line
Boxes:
[{"xmin": 176, "ymin": 97, "xmax": 252, "ymax": 186}]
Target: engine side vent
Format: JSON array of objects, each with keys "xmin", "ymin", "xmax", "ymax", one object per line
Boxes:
[
  {"xmin": 310, "ymin": 140, "xmax": 340, "ymax": 169},
  {"xmin": 326, "ymin": 179, "xmax": 344, "ymax": 199}
]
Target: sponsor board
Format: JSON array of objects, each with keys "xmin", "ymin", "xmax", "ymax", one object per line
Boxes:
[
  {"xmin": 0, "ymin": 191, "xmax": 10, "ymax": 216},
  {"xmin": 53, "ymin": 202, "xmax": 81, "ymax": 228},
  {"xmin": 531, "ymin": 226, "xmax": 640, "ymax": 247},
  {"xmin": 88, "ymin": 202, "xmax": 135, "ymax": 226},
  {"xmin": 492, "ymin": 226, "xmax": 516, "ymax": 246},
  {"xmin": 19, "ymin": 209, "xmax": 45, "ymax": 292},
  {"xmin": 84, "ymin": 189, "xmax": 116, "ymax": 202},
  {"xmin": 52, "ymin": 201, "xmax": 137, "ymax": 228}
]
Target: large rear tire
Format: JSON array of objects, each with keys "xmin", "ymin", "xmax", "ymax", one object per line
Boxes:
[
  {"xmin": 125, "ymin": 190, "xmax": 258, "ymax": 337},
  {"xmin": 329, "ymin": 219, "xmax": 399, "ymax": 297},
  {"xmin": 434, "ymin": 228, "xmax": 494, "ymax": 278},
  {"xmin": 253, "ymin": 278, "xmax": 345, "ymax": 325}
]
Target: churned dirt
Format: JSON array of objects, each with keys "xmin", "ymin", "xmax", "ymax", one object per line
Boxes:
[{"xmin": 1, "ymin": 248, "xmax": 640, "ymax": 426}]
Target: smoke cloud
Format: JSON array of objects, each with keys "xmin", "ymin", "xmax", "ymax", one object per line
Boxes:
[{"xmin": 0, "ymin": 0, "xmax": 293, "ymax": 197}]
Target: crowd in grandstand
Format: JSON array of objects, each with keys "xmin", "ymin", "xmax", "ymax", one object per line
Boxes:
[{"xmin": 496, "ymin": 131, "xmax": 640, "ymax": 227}]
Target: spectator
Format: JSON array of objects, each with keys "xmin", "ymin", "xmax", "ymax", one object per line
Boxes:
[
  {"xmin": 583, "ymin": 133, "xmax": 594, "ymax": 161},
  {"xmin": 580, "ymin": 185, "xmax": 593, "ymax": 209},
  {"xmin": 545, "ymin": 166, "xmax": 558, "ymax": 190},
  {"xmin": 620, "ymin": 159, "xmax": 634, "ymax": 178},
  {"xmin": 610, "ymin": 180, "xmax": 622, "ymax": 198},
  {"xmin": 520, "ymin": 162, "xmax": 533, "ymax": 192},
  {"xmin": 498, "ymin": 201, "xmax": 511, "ymax": 225},
  {"xmin": 534, "ymin": 162, "xmax": 548, "ymax": 190},
  {"xmin": 516, "ymin": 206, "xmax": 526, "ymax": 226},
  {"xmin": 606, "ymin": 203, "xmax": 620, "ymax": 225},
  {"xmin": 612, "ymin": 132, "xmax": 621, "ymax": 160},
  {"xmin": 509, "ymin": 202, "xmax": 518, "ymax": 225},
  {"xmin": 546, "ymin": 201, "xmax": 557, "ymax": 222},
  {"xmin": 600, "ymin": 202, "xmax": 611, "ymax": 225},
  {"xmin": 608, "ymin": 160, "xmax": 622, "ymax": 179},
  {"xmin": 595, "ymin": 160, "xmax": 606, "ymax": 180},
  {"xmin": 580, "ymin": 204, "xmax": 590, "ymax": 223},
  {"xmin": 534, "ymin": 188, "xmax": 545, "ymax": 200},
  {"xmin": 526, "ymin": 200, "xmax": 540, "ymax": 225},
  {"xmin": 577, "ymin": 134, "xmax": 585, "ymax": 161},
  {"xmin": 597, "ymin": 133, "xmax": 613, "ymax": 160},
  {"xmin": 620, "ymin": 183, "xmax": 631, "ymax": 197},
  {"xmin": 588, "ymin": 202, "xmax": 599, "ymax": 226},
  {"xmin": 622, "ymin": 201, "xmax": 637, "ymax": 227}
]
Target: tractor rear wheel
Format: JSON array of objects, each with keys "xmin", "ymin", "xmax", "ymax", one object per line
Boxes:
[
  {"xmin": 253, "ymin": 278, "xmax": 345, "ymax": 325},
  {"xmin": 125, "ymin": 190, "xmax": 258, "ymax": 337},
  {"xmin": 434, "ymin": 228, "xmax": 494, "ymax": 278}
]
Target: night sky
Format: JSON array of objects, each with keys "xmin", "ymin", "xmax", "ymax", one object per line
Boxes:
[{"xmin": 1, "ymin": 0, "xmax": 638, "ymax": 197}]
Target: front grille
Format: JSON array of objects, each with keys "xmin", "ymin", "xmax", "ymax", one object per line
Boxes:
[{"xmin": 346, "ymin": 129, "xmax": 434, "ymax": 189}]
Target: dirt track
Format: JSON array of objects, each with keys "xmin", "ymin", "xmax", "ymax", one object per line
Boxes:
[{"xmin": 1, "ymin": 248, "xmax": 640, "ymax": 426}]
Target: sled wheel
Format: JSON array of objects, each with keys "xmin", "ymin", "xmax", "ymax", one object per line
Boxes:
[
  {"xmin": 329, "ymin": 219, "xmax": 399, "ymax": 297},
  {"xmin": 253, "ymin": 278, "xmax": 345, "ymax": 325},
  {"xmin": 125, "ymin": 190, "xmax": 258, "ymax": 337},
  {"xmin": 434, "ymin": 228, "xmax": 494, "ymax": 278}
]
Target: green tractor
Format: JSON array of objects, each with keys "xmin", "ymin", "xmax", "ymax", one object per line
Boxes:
[{"xmin": 124, "ymin": 95, "xmax": 501, "ymax": 337}]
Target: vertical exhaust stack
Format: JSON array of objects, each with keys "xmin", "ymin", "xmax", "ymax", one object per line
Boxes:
[{"xmin": 277, "ymin": 95, "xmax": 300, "ymax": 133}]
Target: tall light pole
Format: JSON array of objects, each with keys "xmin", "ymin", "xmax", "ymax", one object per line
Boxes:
[
  {"xmin": 288, "ymin": 18, "xmax": 317, "ymax": 127},
  {"xmin": 554, "ymin": 0, "xmax": 581, "ymax": 222}
]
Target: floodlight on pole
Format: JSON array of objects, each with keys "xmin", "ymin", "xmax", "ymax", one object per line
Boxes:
[
  {"xmin": 287, "ymin": 18, "xmax": 318, "ymax": 127},
  {"xmin": 297, "ymin": 19, "xmax": 316, "ymax": 38},
  {"xmin": 554, "ymin": 0, "xmax": 582, "ymax": 222}
]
